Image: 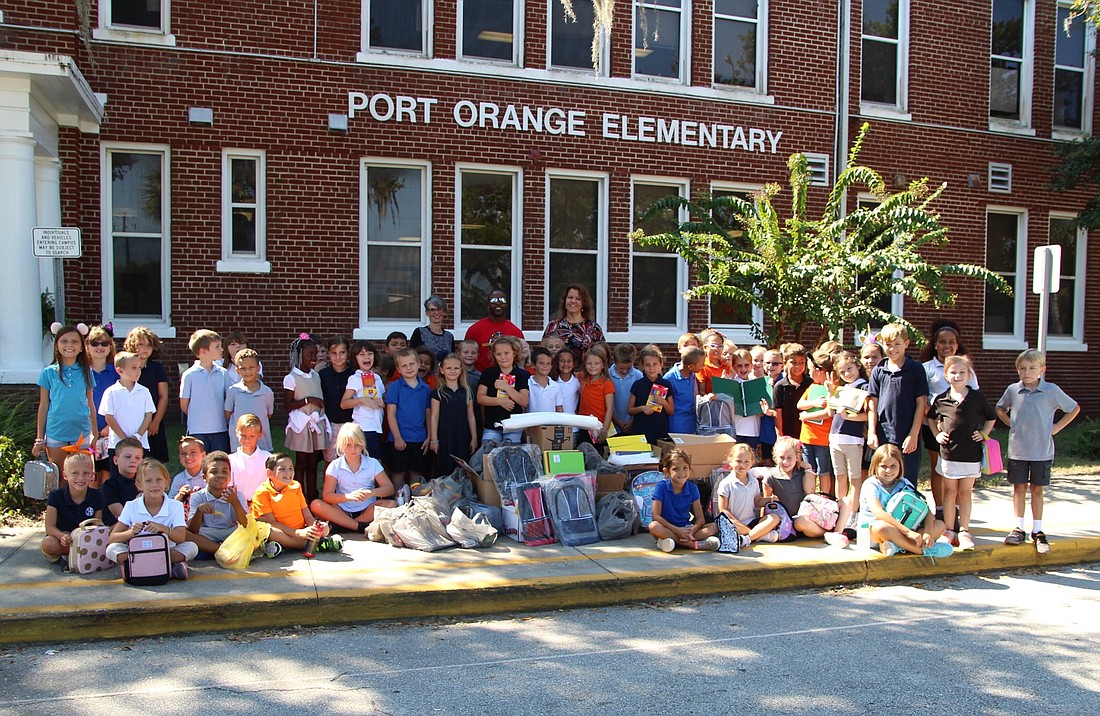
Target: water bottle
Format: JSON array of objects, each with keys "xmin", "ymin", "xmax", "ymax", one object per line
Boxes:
[
  {"xmin": 303, "ymin": 522, "xmax": 326, "ymax": 558},
  {"xmin": 856, "ymin": 514, "xmax": 871, "ymax": 553}
]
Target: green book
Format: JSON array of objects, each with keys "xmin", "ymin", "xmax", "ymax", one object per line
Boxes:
[
  {"xmin": 802, "ymin": 384, "xmax": 830, "ymax": 424},
  {"xmin": 543, "ymin": 450, "xmax": 586, "ymax": 476},
  {"xmin": 711, "ymin": 376, "xmax": 774, "ymax": 418}
]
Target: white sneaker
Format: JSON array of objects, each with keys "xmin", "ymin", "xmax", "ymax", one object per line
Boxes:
[
  {"xmin": 957, "ymin": 530, "xmax": 975, "ymax": 551},
  {"xmin": 657, "ymin": 537, "xmax": 676, "ymax": 553},
  {"xmin": 881, "ymin": 540, "xmax": 899, "ymax": 557},
  {"xmin": 761, "ymin": 530, "xmax": 780, "ymax": 543},
  {"xmin": 824, "ymin": 531, "xmax": 850, "ymax": 548},
  {"xmin": 740, "ymin": 535, "xmax": 752, "ymax": 549}
]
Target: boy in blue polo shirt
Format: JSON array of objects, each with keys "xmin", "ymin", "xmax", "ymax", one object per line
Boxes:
[
  {"xmin": 385, "ymin": 348, "xmax": 431, "ymax": 499},
  {"xmin": 867, "ymin": 323, "xmax": 929, "ymax": 484},
  {"xmin": 663, "ymin": 346, "xmax": 704, "ymax": 435},
  {"xmin": 180, "ymin": 329, "xmax": 230, "ymax": 453},
  {"xmin": 41, "ymin": 452, "xmax": 104, "ymax": 564}
]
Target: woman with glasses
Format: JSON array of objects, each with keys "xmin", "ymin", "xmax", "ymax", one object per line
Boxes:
[{"xmin": 409, "ymin": 295, "xmax": 455, "ymax": 365}]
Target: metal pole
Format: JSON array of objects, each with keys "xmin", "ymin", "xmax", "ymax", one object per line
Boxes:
[{"xmin": 1036, "ymin": 257, "xmax": 1051, "ymax": 356}]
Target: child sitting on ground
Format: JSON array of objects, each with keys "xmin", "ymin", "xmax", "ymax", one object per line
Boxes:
[
  {"xmin": 170, "ymin": 435, "xmax": 207, "ymax": 513},
  {"xmin": 186, "ymin": 451, "xmax": 251, "ymax": 558},
  {"xmin": 861, "ymin": 444, "xmax": 951, "ymax": 558},
  {"xmin": 41, "ymin": 452, "xmax": 104, "ymax": 565},
  {"xmin": 759, "ymin": 436, "xmax": 821, "ymax": 541},
  {"xmin": 107, "ymin": 459, "xmax": 199, "ymax": 580},
  {"xmin": 311, "ymin": 424, "xmax": 397, "ymax": 533},
  {"xmin": 252, "ymin": 453, "xmax": 340, "ymax": 553},
  {"xmin": 715, "ymin": 443, "xmax": 778, "ymax": 547},
  {"xmin": 649, "ymin": 449, "xmax": 720, "ymax": 552}
]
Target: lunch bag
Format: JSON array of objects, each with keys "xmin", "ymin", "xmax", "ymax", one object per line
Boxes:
[
  {"xmin": 68, "ymin": 519, "xmax": 113, "ymax": 574},
  {"xmin": 796, "ymin": 493, "xmax": 840, "ymax": 531},
  {"xmin": 122, "ymin": 532, "xmax": 172, "ymax": 586},
  {"xmin": 886, "ymin": 490, "xmax": 930, "ymax": 531}
]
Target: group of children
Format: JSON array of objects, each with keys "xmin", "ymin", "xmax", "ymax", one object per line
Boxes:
[{"xmin": 34, "ymin": 316, "xmax": 1079, "ymax": 574}]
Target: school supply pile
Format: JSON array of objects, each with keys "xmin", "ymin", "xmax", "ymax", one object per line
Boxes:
[
  {"xmin": 543, "ymin": 450, "xmax": 586, "ymax": 476},
  {"xmin": 122, "ymin": 531, "xmax": 172, "ymax": 586},
  {"xmin": 543, "ymin": 474, "xmax": 599, "ymax": 546},
  {"xmin": 696, "ymin": 396, "xmax": 735, "ymax": 438},
  {"xmin": 428, "ymin": 470, "xmax": 476, "ymax": 517},
  {"xmin": 513, "ymin": 482, "xmax": 556, "ymax": 546},
  {"xmin": 392, "ymin": 497, "xmax": 457, "ymax": 552},
  {"xmin": 67, "ymin": 519, "xmax": 113, "ymax": 574},
  {"xmin": 446, "ymin": 506, "xmax": 498, "ymax": 548},
  {"xmin": 577, "ymin": 442, "xmax": 618, "ymax": 474},
  {"xmin": 22, "ymin": 453, "xmax": 59, "ymax": 500},
  {"xmin": 596, "ymin": 491, "xmax": 638, "ymax": 541},
  {"xmin": 486, "ymin": 444, "xmax": 543, "ymax": 502}
]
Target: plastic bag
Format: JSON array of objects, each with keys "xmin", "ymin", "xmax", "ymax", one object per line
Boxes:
[
  {"xmin": 596, "ymin": 491, "xmax": 638, "ymax": 541},
  {"xmin": 215, "ymin": 516, "xmax": 271, "ymax": 570},
  {"xmin": 392, "ymin": 498, "xmax": 456, "ymax": 552},
  {"xmin": 369, "ymin": 504, "xmax": 407, "ymax": 545},
  {"xmin": 456, "ymin": 500, "xmax": 503, "ymax": 532},
  {"xmin": 430, "ymin": 470, "xmax": 476, "ymax": 519},
  {"xmin": 446, "ymin": 506, "xmax": 498, "ymax": 548}
]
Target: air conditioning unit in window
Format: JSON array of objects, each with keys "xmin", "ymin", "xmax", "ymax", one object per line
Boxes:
[
  {"xmin": 803, "ymin": 153, "xmax": 830, "ymax": 187},
  {"xmin": 988, "ymin": 163, "xmax": 1012, "ymax": 194}
]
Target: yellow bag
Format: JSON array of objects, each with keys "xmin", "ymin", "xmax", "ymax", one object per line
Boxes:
[{"xmin": 214, "ymin": 516, "xmax": 272, "ymax": 570}]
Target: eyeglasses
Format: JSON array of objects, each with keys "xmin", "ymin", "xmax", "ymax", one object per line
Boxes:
[
  {"xmin": 89, "ymin": 341, "xmax": 112, "ymax": 348},
  {"xmin": 488, "ymin": 297, "xmax": 507, "ymax": 304},
  {"xmin": 426, "ymin": 307, "xmax": 444, "ymax": 313}
]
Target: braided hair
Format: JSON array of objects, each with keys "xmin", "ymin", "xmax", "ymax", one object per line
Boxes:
[{"xmin": 289, "ymin": 332, "xmax": 317, "ymax": 372}]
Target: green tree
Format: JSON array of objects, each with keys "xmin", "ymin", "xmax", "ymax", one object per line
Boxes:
[{"xmin": 632, "ymin": 124, "xmax": 1012, "ymax": 348}]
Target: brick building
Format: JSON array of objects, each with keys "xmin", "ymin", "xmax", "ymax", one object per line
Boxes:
[{"xmin": 1, "ymin": 0, "xmax": 1096, "ymax": 415}]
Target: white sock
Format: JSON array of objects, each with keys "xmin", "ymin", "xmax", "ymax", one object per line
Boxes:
[
  {"xmin": 1016, "ymin": 517, "xmax": 1026, "ymax": 530},
  {"xmin": 1032, "ymin": 519, "xmax": 1042, "ymax": 534}
]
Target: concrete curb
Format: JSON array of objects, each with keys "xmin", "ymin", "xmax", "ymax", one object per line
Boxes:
[{"xmin": 4, "ymin": 536, "xmax": 1098, "ymax": 645}]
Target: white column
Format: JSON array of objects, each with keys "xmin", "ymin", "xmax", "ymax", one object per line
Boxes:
[
  {"xmin": 36, "ymin": 155, "xmax": 62, "ymax": 362},
  {"xmin": 0, "ymin": 132, "xmax": 43, "ymax": 383}
]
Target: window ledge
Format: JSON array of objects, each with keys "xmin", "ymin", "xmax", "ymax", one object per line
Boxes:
[
  {"xmin": 92, "ymin": 28, "xmax": 177, "ymax": 47},
  {"xmin": 1052, "ymin": 129, "xmax": 1092, "ymax": 142},
  {"xmin": 605, "ymin": 329, "xmax": 685, "ymax": 344},
  {"xmin": 216, "ymin": 258, "xmax": 271, "ymax": 274},
  {"xmin": 982, "ymin": 335, "xmax": 1028, "ymax": 352},
  {"xmin": 107, "ymin": 320, "xmax": 176, "ymax": 340},
  {"xmin": 988, "ymin": 120, "xmax": 1036, "ymax": 137},
  {"xmin": 859, "ymin": 103, "xmax": 912, "ymax": 122},
  {"xmin": 1043, "ymin": 339, "xmax": 1089, "ymax": 352},
  {"xmin": 712, "ymin": 88, "xmax": 776, "ymax": 105}
]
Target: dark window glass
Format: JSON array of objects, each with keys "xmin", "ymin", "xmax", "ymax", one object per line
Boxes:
[
  {"xmin": 463, "ymin": 0, "xmax": 515, "ymax": 61},
  {"xmin": 111, "ymin": 0, "xmax": 161, "ymax": 29},
  {"xmin": 551, "ymin": 0, "xmax": 596, "ymax": 69},
  {"xmin": 635, "ymin": 6, "xmax": 681, "ymax": 78},
  {"xmin": 369, "ymin": 0, "xmax": 424, "ymax": 52},
  {"xmin": 714, "ymin": 16, "xmax": 756, "ymax": 87},
  {"xmin": 862, "ymin": 39, "xmax": 899, "ymax": 104}
]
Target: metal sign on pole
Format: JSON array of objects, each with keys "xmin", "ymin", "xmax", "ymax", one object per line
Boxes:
[{"xmin": 1033, "ymin": 245, "xmax": 1062, "ymax": 356}]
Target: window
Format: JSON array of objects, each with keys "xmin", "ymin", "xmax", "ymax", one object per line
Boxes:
[
  {"xmin": 1054, "ymin": 2, "xmax": 1095, "ymax": 133},
  {"xmin": 219, "ymin": 150, "xmax": 268, "ymax": 272},
  {"xmin": 634, "ymin": 0, "xmax": 686, "ymax": 81},
  {"xmin": 1047, "ymin": 214, "xmax": 1087, "ymax": 348},
  {"xmin": 713, "ymin": 0, "xmax": 766, "ymax": 91},
  {"xmin": 631, "ymin": 179, "xmax": 687, "ymax": 329},
  {"xmin": 550, "ymin": 0, "xmax": 605, "ymax": 72},
  {"xmin": 547, "ymin": 173, "xmax": 607, "ymax": 326},
  {"xmin": 460, "ymin": 0, "xmax": 521, "ymax": 63},
  {"xmin": 363, "ymin": 0, "xmax": 428, "ymax": 55},
  {"xmin": 990, "ymin": 0, "xmax": 1034, "ymax": 127},
  {"xmin": 708, "ymin": 186, "xmax": 760, "ymax": 336},
  {"xmin": 855, "ymin": 197, "xmax": 904, "ymax": 321},
  {"xmin": 984, "ymin": 209, "xmax": 1028, "ymax": 347},
  {"xmin": 95, "ymin": 0, "xmax": 174, "ymax": 44},
  {"xmin": 457, "ymin": 167, "xmax": 521, "ymax": 325},
  {"xmin": 361, "ymin": 161, "xmax": 430, "ymax": 327},
  {"xmin": 861, "ymin": 0, "xmax": 908, "ymax": 110},
  {"xmin": 100, "ymin": 144, "xmax": 172, "ymax": 332}
]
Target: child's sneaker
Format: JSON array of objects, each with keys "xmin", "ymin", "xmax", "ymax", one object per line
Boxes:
[
  {"xmin": 171, "ymin": 562, "xmax": 189, "ymax": 580},
  {"xmin": 318, "ymin": 535, "xmax": 343, "ymax": 553},
  {"xmin": 760, "ymin": 530, "xmax": 780, "ymax": 543},
  {"xmin": 694, "ymin": 536, "xmax": 720, "ymax": 551},
  {"xmin": 263, "ymin": 541, "xmax": 283, "ymax": 559},
  {"xmin": 881, "ymin": 541, "xmax": 899, "ymax": 557},
  {"xmin": 957, "ymin": 530, "xmax": 975, "ymax": 551},
  {"xmin": 1004, "ymin": 528, "xmax": 1027, "ymax": 545},
  {"xmin": 656, "ymin": 537, "xmax": 675, "ymax": 553},
  {"xmin": 922, "ymin": 541, "xmax": 953, "ymax": 558},
  {"xmin": 1032, "ymin": 531, "xmax": 1051, "ymax": 554},
  {"xmin": 824, "ymin": 531, "xmax": 850, "ymax": 549},
  {"xmin": 739, "ymin": 535, "xmax": 751, "ymax": 549}
]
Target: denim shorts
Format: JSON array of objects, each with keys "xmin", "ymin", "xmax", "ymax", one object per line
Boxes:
[{"xmin": 802, "ymin": 443, "xmax": 834, "ymax": 475}]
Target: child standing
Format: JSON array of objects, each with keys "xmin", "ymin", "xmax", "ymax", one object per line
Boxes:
[
  {"xmin": 861, "ymin": 444, "xmax": 951, "ymax": 558},
  {"xmin": 996, "ymin": 349, "xmax": 1080, "ymax": 553},
  {"xmin": 86, "ymin": 325, "xmax": 118, "ymax": 485},
  {"xmin": 526, "ymin": 348, "xmax": 563, "ymax": 414},
  {"xmin": 319, "ymin": 335, "xmax": 354, "ymax": 463},
  {"xmin": 759, "ymin": 348, "xmax": 784, "ymax": 461},
  {"xmin": 476, "ymin": 336, "xmax": 530, "ymax": 444},
  {"xmin": 430, "ymin": 354, "xmax": 479, "ymax": 477},
  {"xmin": 386, "ymin": 348, "xmax": 433, "ymax": 494},
  {"xmin": 312, "ymin": 424, "xmax": 397, "ymax": 532},
  {"xmin": 716, "ymin": 443, "xmax": 778, "ymax": 547},
  {"xmin": 224, "ymin": 348, "xmax": 275, "ymax": 452},
  {"xmin": 771, "ymin": 342, "xmax": 812, "ymax": 440},
  {"xmin": 179, "ymin": 329, "xmax": 230, "ymax": 453},
  {"xmin": 457, "ymin": 339, "xmax": 482, "ymax": 389},
  {"xmin": 99, "ymin": 351, "xmax": 156, "ymax": 450},
  {"xmin": 41, "ymin": 452, "xmax": 104, "ymax": 564},
  {"xmin": 341, "ymin": 340, "xmax": 386, "ymax": 459},
  {"xmin": 553, "ymin": 348, "xmax": 581, "ymax": 415},
  {"xmin": 107, "ymin": 459, "xmax": 199, "ymax": 580},
  {"xmin": 649, "ymin": 449, "xmax": 720, "ymax": 552},
  {"xmin": 866, "ymin": 323, "xmax": 929, "ymax": 482},
  {"xmin": 186, "ymin": 451, "xmax": 250, "ymax": 558},
  {"xmin": 796, "ymin": 348, "xmax": 835, "ymax": 495},
  {"xmin": 577, "ymin": 348, "xmax": 615, "ymax": 444},
  {"xmin": 927, "ymin": 355, "xmax": 996, "ymax": 551},
  {"xmin": 415, "ymin": 346, "xmax": 439, "ymax": 390},
  {"xmin": 221, "ymin": 331, "xmax": 260, "ymax": 385},
  {"xmin": 695, "ymin": 329, "xmax": 727, "ymax": 396},
  {"xmin": 730, "ymin": 349, "xmax": 762, "ymax": 449},
  {"xmin": 627, "ymin": 344, "xmax": 673, "ymax": 445},
  {"xmin": 33, "ymin": 323, "xmax": 96, "ymax": 472},
  {"xmin": 663, "ymin": 346, "xmax": 704, "ymax": 435},
  {"xmin": 123, "ymin": 326, "xmax": 170, "ymax": 462},
  {"xmin": 609, "ymin": 343, "xmax": 642, "ymax": 435},
  {"xmin": 283, "ymin": 333, "xmax": 329, "ymax": 503},
  {"xmin": 228, "ymin": 413, "xmax": 272, "ymax": 504},
  {"xmin": 252, "ymin": 453, "xmax": 339, "ymax": 554},
  {"xmin": 827, "ymin": 351, "xmax": 869, "ymax": 526}
]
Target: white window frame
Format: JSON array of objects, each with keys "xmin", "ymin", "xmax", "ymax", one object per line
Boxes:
[
  {"xmin": 707, "ymin": 182, "xmax": 763, "ymax": 344},
  {"xmin": 94, "ymin": 0, "xmax": 176, "ymax": 46},
  {"xmin": 547, "ymin": 0, "xmax": 610, "ymax": 74},
  {"xmin": 712, "ymin": 0, "xmax": 769, "ymax": 95},
  {"xmin": 355, "ymin": 158, "xmax": 432, "ymax": 338},
  {"xmin": 457, "ymin": 0, "xmax": 524, "ymax": 66},
  {"xmin": 621, "ymin": 176, "xmax": 690, "ymax": 342},
  {"xmin": 983, "ymin": 207, "xmax": 1029, "ymax": 350},
  {"xmin": 218, "ymin": 149, "xmax": 269, "ymax": 273},
  {"xmin": 453, "ymin": 164, "xmax": 523, "ymax": 336},
  {"xmin": 632, "ymin": 0, "xmax": 690, "ymax": 84},
  {"xmin": 99, "ymin": 142, "xmax": 175, "ymax": 339},
  {"xmin": 1044, "ymin": 211, "xmax": 1088, "ymax": 351},
  {"xmin": 859, "ymin": 0, "xmax": 911, "ymax": 119},
  {"xmin": 989, "ymin": 0, "xmax": 1035, "ymax": 135},
  {"xmin": 544, "ymin": 170, "xmax": 609, "ymax": 328},
  {"xmin": 359, "ymin": 0, "xmax": 432, "ymax": 58},
  {"xmin": 1052, "ymin": 0, "xmax": 1096, "ymax": 139}
]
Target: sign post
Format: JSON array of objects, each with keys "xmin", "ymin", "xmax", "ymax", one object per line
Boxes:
[{"xmin": 1032, "ymin": 245, "xmax": 1062, "ymax": 356}]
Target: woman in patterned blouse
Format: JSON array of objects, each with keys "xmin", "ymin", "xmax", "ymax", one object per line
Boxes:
[{"xmin": 542, "ymin": 284, "xmax": 604, "ymax": 354}]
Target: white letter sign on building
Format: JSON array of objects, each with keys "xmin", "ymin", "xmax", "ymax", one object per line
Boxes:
[{"xmin": 32, "ymin": 228, "xmax": 82, "ymax": 258}]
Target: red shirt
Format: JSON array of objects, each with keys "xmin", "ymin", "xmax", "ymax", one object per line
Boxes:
[{"xmin": 464, "ymin": 317, "xmax": 524, "ymax": 371}]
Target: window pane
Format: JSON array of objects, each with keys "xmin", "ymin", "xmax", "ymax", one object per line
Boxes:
[
  {"xmin": 551, "ymin": 0, "xmax": 596, "ymax": 69},
  {"xmin": 549, "ymin": 253, "xmax": 598, "ymax": 319},
  {"xmin": 862, "ymin": 39, "xmax": 898, "ymax": 104},
  {"xmin": 369, "ymin": 0, "xmax": 423, "ymax": 52},
  {"xmin": 461, "ymin": 249, "xmax": 512, "ymax": 321},
  {"xmin": 1056, "ymin": 6, "xmax": 1085, "ymax": 68},
  {"xmin": 231, "ymin": 209, "xmax": 256, "ymax": 254},
  {"xmin": 986, "ymin": 213, "xmax": 1019, "ymax": 271},
  {"xmin": 549, "ymin": 178, "xmax": 598, "ymax": 250},
  {"xmin": 367, "ymin": 167, "xmax": 423, "ymax": 243},
  {"xmin": 862, "ymin": 0, "xmax": 898, "ymax": 39},
  {"xmin": 111, "ymin": 0, "xmax": 161, "ymax": 29},
  {"xmin": 633, "ymin": 184, "xmax": 679, "ymax": 235},
  {"xmin": 714, "ymin": 18, "xmax": 756, "ymax": 87},
  {"xmin": 367, "ymin": 245, "xmax": 421, "ymax": 320},
  {"xmin": 231, "ymin": 158, "xmax": 256, "ymax": 204},
  {"xmin": 111, "ymin": 153, "xmax": 161, "ymax": 234},
  {"xmin": 985, "ymin": 288, "xmax": 1015, "ymax": 334},
  {"xmin": 463, "ymin": 0, "xmax": 514, "ymax": 60},
  {"xmin": 990, "ymin": 58, "xmax": 1021, "ymax": 119},
  {"xmin": 716, "ymin": 0, "xmax": 757, "ymax": 19},
  {"xmin": 1054, "ymin": 69, "xmax": 1084, "ymax": 129},
  {"xmin": 113, "ymin": 236, "xmax": 162, "ymax": 316},
  {"xmin": 1050, "ymin": 278, "xmax": 1075, "ymax": 335},
  {"xmin": 710, "ymin": 295, "xmax": 753, "ymax": 326},
  {"xmin": 992, "ymin": 0, "xmax": 1024, "ymax": 58},
  {"xmin": 461, "ymin": 172, "xmax": 513, "ymax": 247},
  {"xmin": 632, "ymin": 256, "xmax": 678, "ymax": 324},
  {"xmin": 635, "ymin": 7, "xmax": 681, "ymax": 78},
  {"xmin": 1049, "ymin": 217, "xmax": 1078, "ymax": 256}
]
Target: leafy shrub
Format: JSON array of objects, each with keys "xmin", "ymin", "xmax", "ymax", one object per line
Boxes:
[
  {"xmin": 0, "ymin": 435, "xmax": 38, "ymax": 519},
  {"xmin": 1056, "ymin": 419, "xmax": 1100, "ymax": 461}
]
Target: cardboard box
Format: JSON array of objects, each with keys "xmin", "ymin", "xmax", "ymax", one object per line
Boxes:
[
  {"xmin": 656, "ymin": 433, "xmax": 736, "ymax": 468},
  {"xmin": 527, "ymin": 424, "xmax": 574, "ymax": 452},
  {"xmin": 453, "ymin": 456, "xmax": 504, "ymax": 508},
  {"xmin": 594, "ymin": 472, "xmax": 626, "ymax": 502}
]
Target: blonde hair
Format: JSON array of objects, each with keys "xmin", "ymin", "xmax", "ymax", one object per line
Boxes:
[
  {"xmin": 878, "ymin": 323, "xmax": 909, "ymax": 343},
  {"xmin": 943, "ymin": 354, "xmax": 973, "ymax": 375},
  {"xmin": 1015, "ymin": 349, "xmax": 1045, "ymax": 369},
  {"xmin": 772, "ymin": 436, "xmax": 801, "ymax": 461},
  {"xmin": 235, "ymin": 413, "xmax": 262, "ymax": 433},
  {"xmin": 113, "ymin": 351, "xmax": 140, "ymax": 370},
  {"xmin": 336, "ymin": 422, "xmax": 368, "ymax": 455},
  {"xmin": 135, "ymin": 458, "xmax": 171, "ymax": 487},
  {"xmin": 63, "ymin": 451, "xmax": 94, "ymax": 473},
  {"xmin": 439, "ymin": 353, "xmax": 472, "ymax": 403},
  {"xmin": 727, "ymin": 442, "xmax": 756, "ymax": 466},
  {"xmin": 869, "ymin": 444, "xmax": 905, "ymax": 480},
  {"xmin": 188, "ymin": 329, "xmax": 222, "ymax": 355},
  {"xmin": 677, "ymin": 333, "xmax": 700, "ymax": 350}
]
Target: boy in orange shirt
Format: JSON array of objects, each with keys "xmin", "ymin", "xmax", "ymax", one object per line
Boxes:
[{"xmin": 252, "ymin": 453, "xmax": 339, "ymax": 553}]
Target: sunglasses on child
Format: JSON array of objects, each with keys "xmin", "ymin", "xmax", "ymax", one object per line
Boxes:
[{"xmin": 89, "ymin": 340, "xmax": 112, "ymax": 347}]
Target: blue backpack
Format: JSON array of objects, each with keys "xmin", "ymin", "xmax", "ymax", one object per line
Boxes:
[{"xmin": 631, "ymin": 471, "xmax": 663, "ymax": 530}]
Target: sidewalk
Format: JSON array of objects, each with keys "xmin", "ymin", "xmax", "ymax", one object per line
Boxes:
[{"xmin": 2, "ymin": 476, "xmax": 1098, "ymax": 645}]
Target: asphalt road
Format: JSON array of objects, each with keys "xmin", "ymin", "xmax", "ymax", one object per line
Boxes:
[{"xmin": 2, "ymin": 564, "xmax": 1098, "ymax": 715}]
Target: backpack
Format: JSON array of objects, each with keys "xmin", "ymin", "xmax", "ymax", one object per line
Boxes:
[
  {"xmin": 796, "ymin": 493, "xmax": 840, "ymax": 531},
  {"xmin": 122, "ymin": 532, "xmax": 172, "ymax": 586},
  {"xmin": 544, "ymin": 477, "xmax": 600, "ymax": 546},
  {"xmin": 631, "ymin": 471, "xmax": 663, "ymax": 531},
  {"xmin": 596, "ymin": 491, "xmax": 639, "ymax": 541},
  {"xmin": 696, "ymin": 397, "xmax": 734, "ymax": 432},
  {"xmin": 886, "ymin": 490, "xmax": 929, "ymax": 531},
  {"xmin": 717, "ymin": 513, "xmax": 741, "ymax": 554},
  {"xmin": 763, "ymin": 500, "xmax": 795, "ymax": 540},
  {"xmin": 489, "ymin": 445, "xmax": 543, "ymax": 501},
  {"xmin": 514, "ymin": 482, "xmax": 556, "ymax": 546},
  {"xmin": 68, "ymin": 519, "xmax": 113, "ymax": 575}
]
